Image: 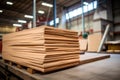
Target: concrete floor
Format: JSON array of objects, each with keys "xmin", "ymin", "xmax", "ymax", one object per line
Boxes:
[{"xmin": 38, "ymin": 54, "xmax": 120, "ymax": 80}]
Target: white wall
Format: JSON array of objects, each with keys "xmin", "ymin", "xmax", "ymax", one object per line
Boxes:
[{"xmin": 70, "ymin": 15, "xmax": 94, "ymax": 32}]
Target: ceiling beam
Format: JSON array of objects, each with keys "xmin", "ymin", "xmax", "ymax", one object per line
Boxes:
[
  {"xmin": 2, "ymin": 9, "xmax": 25, "ymax": 16},
  {"xmin": 0, "ymin": 22, "xmax": 13, "ymax": 26},
  {"xmin": 0, "ymin": 3, "xmax": 32, "ymax": 15},
  {"xmin": 0, "ymin": 14, "xmax": 26, "ymax": 21},
  {"xmin": 0, "ymin": 18, "xmax": 17, "ymax": 23}
]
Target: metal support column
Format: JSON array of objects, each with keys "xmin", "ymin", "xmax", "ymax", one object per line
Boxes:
[
  {"xmin": 53, "ymin": 0, "xmax": 57, "ymax": 27},
  {"xmin": 33, "ymin": 0, "xmax": 36, "ymax": 27},
  {"xmin": 81, "ymin": 0, "xmax": 85, "ymax": 34}
]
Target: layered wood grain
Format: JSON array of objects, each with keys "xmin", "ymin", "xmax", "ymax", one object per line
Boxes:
[{"xmin": 2, "ymin": 26, "xmax": 80, "ymax": 72}]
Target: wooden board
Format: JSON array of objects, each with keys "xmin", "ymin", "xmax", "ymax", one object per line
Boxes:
[
  {"xmin": 88, "ymin": 33, "xmax": 102, "ymax": 52},
  {"xmin": 0, "ymin": 41, "xmax": 2, "ymax": 53},
  {"xmin": 105, "ymin": 40, "xmax": 120, "ymax": 44},
  {"xmin": 79, "ymin": 39, "xmax": 88, "ymax": 51},
  {"xmin": 2, "ymin": 25, "xmax": 80, "ymax": 73},
  {"xmin": 80, "ymin": 53, "xmax": 110, "ymax": 64}
]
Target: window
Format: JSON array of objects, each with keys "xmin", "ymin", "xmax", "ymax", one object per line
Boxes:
[
  {"xmin": 76, "ymin": 8, "xmax": 82, "ymax": 15},
  {"xmin": 88, "ymin": 2, "xmax": 93, "ymax": 11},
  {"xmin": 94, "ymin": 1, "xmax": 97, "ymax": 8},
  {"xmin": 49, "ymin": 18, "xmax": 59, "ymax": 26},
  {"xmin": 49, "ymin": 1, "xmax": 97, "ymax": 25},
  {"xmin": 66, "ymin": 0, "xmax": 97, "ymax": 20},
  {"xmin": 83, "ymin": 5, "xmax": 88, "ymax": 13}
]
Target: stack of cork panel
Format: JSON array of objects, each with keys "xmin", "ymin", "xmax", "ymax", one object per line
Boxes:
[{"xmin": 2, "ymin": 26, "xmax": 80, "ymax": 72}]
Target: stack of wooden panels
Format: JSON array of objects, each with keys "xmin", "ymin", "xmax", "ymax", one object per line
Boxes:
[
  {"xmin": 105, "ymin": 41, "xmax": 120, "ymax": 52},
  {"xmin": 2, "ymin": 26, "xmax": 80, "ymax": 72}
]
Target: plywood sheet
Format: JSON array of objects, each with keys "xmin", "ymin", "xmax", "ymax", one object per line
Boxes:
[
  {"xmin": 79, "ymin": 39, "xmax": 88, "ymax": 51},
  {"xmin": 88, "ymin": 33, "xmax": 102, "ymax": 52}
]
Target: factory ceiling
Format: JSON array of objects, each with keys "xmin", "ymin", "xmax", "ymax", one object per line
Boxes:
[{"xmin": 0, "ymin": 0, "xmax": 81, "ymax": 27}]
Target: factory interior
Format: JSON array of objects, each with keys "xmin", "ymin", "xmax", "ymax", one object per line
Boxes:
[{"xmin": 0, "ymin": 0, "xmax": 120, "ymax": 80}]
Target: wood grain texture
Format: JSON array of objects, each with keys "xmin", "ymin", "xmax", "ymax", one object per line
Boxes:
[
  {"xmin": 2, "ymin": 25, "xmax": 80, "ymax": 72},
  {"xmin": 79, "ymin": 39, "xmax": 88, "ymax": 51},
  {"xmin": 88, "ymin": 33, "xmax": 102, "ymax": 52}
]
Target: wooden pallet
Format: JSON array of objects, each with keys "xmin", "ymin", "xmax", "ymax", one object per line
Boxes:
[
  {"xmin": 3, "ymin": 59, "xmax": 40, "ymax": 74},
  {"xmin": 3, "ymin": 59, "xmax": 80, "ymax": 74}
]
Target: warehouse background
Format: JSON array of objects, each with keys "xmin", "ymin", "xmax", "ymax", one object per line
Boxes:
[
  {"xmin": 0, "ymin": 0, "xmax": 120, "ymax": 80},
  {"xmin": 0, "ymin": 0, "xmax": 120, "ymax": 53},
  {"xmin": 0, "ymin": 0, "xmax": 120, "ymax": 40}
]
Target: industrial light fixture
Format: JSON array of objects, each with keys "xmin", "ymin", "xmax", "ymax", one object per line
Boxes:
[
  {"xmin": 41, "ymin": 2, "xmax": 53, "ymax": 7},
  {"xmin": 6, "ymin": 1, "xmax": 13, "ymax": 5},
  {"xmin": 83, "ymin": 2, "xmax": 89, "ymax": 5},
  {"xmin": 18, "ymin": 20, "xmax": 27, "ymax": 23},
  {"xmin": 0, "ymin": 10, "xmax": 3, "ymax": 13},
  {"xmin": 38, "ymin": 10, "xmax": 45, "ymax": 14},
  {"xmin": 24, "ymin": 15, "xmax": 33, "ymax": 19},
  {"xmin": 13, "ymin": 24, "xmax": 22, "ymax": 27}
]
